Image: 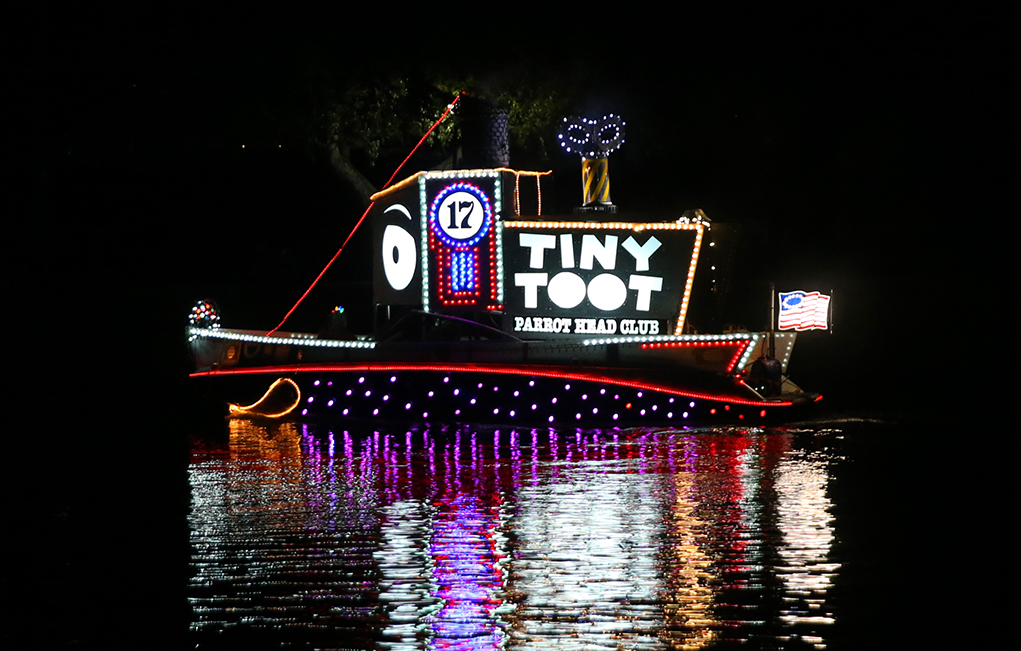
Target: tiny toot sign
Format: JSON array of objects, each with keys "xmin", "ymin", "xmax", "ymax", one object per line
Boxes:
[{"xmin": 501, "ymin": 218, "xmax": 704, "ymax": 337}]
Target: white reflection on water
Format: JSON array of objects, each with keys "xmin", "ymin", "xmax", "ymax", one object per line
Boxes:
[
  {"xmin": 376, "ymin": 499, "xmax": 434, "ymax": 647},
  {"xmin": 775, "ymin": 450, "xmax": 840, "ymax": 640},
  {"xmin": 188, "ymin": 421, "xmax": 842, "ymax": 649},
  {"xmin": 511, "ymin": 473, "xmax": 665, "ymax": 648}
]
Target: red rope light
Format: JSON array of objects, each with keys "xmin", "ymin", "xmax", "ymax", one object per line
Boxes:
[
  {"xmin": 266, "ymin": 92, "xmax": 465, "ymax": 336},
  {"xmin": 190, "ymin": 362, "xmax": 793, "ymax": 407},
  {"xmin": 640, "ymin": 339, "xmax": 754, "ymax": 373}
]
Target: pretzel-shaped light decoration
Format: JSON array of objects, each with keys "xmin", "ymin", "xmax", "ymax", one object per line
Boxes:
[
  {"xmin": 557, "ymin": 114, "xmax": 626, "ymax": 207},
  {"xmin": 557, "ymin": 114, "xmax": 626, "ymax": 159}
]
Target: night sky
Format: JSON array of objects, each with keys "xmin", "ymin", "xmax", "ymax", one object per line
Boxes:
[
  {"xmin": 8, "ymin": 5, "xmax": 1005, "ymax": 414},
  {"xmin": 3, "ymin": 4, "xmax": 1008, "ymax": 648}
]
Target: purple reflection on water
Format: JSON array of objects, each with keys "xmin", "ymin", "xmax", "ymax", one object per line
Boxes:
[
  {"xmin": 427, "ymin": 493, "xmax": 504, "ymax": 648},
  {"xmin": 188, "ymin": 420, "xmax": 843, "ymax": 649}
]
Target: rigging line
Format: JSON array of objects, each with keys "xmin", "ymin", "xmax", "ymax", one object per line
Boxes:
[{"xmin": 266, "ymin": 92, "xmax": 464, "ymax": 336}]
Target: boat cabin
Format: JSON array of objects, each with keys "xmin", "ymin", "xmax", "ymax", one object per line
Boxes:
[{"xmin": 369, "ymin": 168, "xmax": 709, "ymax": 342}]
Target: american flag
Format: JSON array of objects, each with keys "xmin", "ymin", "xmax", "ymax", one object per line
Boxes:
[{"xmin": 778, "ymin": 291, "xmax": 830, "ymax": 331}]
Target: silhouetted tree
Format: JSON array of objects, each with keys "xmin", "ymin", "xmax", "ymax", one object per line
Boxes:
[{"xmin": 286, "ymin": 62, "xmax": 584, "ymax": 207}]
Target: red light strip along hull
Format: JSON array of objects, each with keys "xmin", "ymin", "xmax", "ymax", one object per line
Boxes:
[{"xmin": 190, "ymin": 362, "xmax": 792, "ymax": 407}]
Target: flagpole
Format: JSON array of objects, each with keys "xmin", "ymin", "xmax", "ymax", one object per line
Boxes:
[
  {"xmin": 769, "ymin": 281, "xmax": 776, "ymax": 358},
  {"xmin": 829, "ymin": 288, "xmax": 834, "ymax": 335}
]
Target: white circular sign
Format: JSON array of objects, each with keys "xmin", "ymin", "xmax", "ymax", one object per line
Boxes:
[
  {"xmin": 588, "ymin": 273, "xmax": 629, "ymax": 311},
  {"xmin": 437, "ymin": 191, "xmax": 486, "ymax": 242},
  {"xmin": 547, "ymin": 271, "xmax": 587, "ymax": 309}
]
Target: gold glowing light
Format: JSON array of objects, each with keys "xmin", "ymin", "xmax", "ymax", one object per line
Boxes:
[
  {"xmin": 512, "ymin": 172, "xmax": 545, "ymax": 216},
  {"xmin": 661, "ymin": 471, "xmax": 719, "ymax": 648},
  {"xmin": 370, "ymin": 168, "xmax": 552, "ymax": 203},
  {"xmin": 228, "ymin": 377, "xmax": 301, "ymax": 418}
]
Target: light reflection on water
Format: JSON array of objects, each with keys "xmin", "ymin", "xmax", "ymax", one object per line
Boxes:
[{"xmin": 189, "ymin": 420, "xmax": 842, "ymax": 649}]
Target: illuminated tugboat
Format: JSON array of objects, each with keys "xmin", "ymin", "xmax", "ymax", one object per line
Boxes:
[{"xmin": 188, "ymin": 107, "xmax": 824, "ymax": 425}]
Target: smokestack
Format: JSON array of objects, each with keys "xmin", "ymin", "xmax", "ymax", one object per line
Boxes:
[{"xmin": 458, "ymin": 96, "xmax": 510, "ymax": 169}]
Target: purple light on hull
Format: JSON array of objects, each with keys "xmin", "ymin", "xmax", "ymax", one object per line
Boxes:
[{"xmin": 288, "ymin": 369, "xmax": 787, "ymax": 426}]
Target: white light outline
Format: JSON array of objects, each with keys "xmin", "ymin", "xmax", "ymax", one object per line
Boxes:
[
  {"xmin": 503, "ymin": 219, "xmax": 704, "ymax": 333},
  {"xmin": 188, "ymin": 327, "xmax": 376, "ymax": 349}
]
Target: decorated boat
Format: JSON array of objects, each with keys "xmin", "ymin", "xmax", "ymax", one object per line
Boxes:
[{"xmin": 187, "ymin": 107, "xmax": 824, "ymax": 425}]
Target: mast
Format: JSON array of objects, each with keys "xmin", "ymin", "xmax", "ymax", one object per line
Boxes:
[{"xmin": 769, "ymin": 281, "xmax": 776, "ymax": 358}]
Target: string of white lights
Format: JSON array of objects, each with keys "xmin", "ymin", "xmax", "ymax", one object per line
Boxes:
[
  {"xmin": 581, "ymin": 332, "xmax": 758, "ymax": 346},
  {"xmin": 188, "ymin": 328, "xmax": 375, "ymax": 349}
]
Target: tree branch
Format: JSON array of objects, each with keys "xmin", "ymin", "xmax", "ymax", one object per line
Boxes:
[{"xmin": 328, "ymin": 142, "xmax": 378, "ymax": 208}]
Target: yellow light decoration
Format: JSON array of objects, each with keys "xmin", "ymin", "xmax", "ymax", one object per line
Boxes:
[
  {"xmin": 581, "ymin": 157, "xmax": 611, "ymax": 205},
  {"xmin": 371, "ymin": 168, "xmax": 551, "ymax": 203},
  {"xmin": 513, "ymin": 172, "xmax": 547, "ymax": 216},
  {"xmin": 228, "ymin": 378, "xmax": 301, "ymax": 418},
  {"xmin": 503, "ymin": 219, "xmax": 704, "ymax": 334},
  {"xmin": 503, "ymin": 220, "xmax": 702, "ymax": 232}
]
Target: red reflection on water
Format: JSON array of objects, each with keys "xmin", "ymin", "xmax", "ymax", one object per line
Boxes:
[{"xmin": 190, "ymin": 420, "xmax": 834, "ymax": 648}]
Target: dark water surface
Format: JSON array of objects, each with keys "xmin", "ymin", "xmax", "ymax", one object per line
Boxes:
[
  {"xmin": 11, "ymin": 409, "xmax": 1000, "ymax": 650},
  {"xmin": 186, "ymin": 420, "xmax": 866, "ymax": 650}
]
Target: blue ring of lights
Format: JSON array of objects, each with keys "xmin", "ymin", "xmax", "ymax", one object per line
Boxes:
[{"xmin": 428, "ymin": 182, "xmax": 493, "ymax": 248}]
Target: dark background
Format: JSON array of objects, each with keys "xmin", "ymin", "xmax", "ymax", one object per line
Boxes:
[{"xmin": 3, "ymin": 3, "xmax": 1007, "ymax": 648}]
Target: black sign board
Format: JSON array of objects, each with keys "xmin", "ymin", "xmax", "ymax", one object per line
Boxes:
[{"xmin": 501, "ymin": 220, "xmax": 703, "ymax": 337}]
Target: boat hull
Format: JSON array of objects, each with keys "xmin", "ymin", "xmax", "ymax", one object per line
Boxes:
[
  {"xmin": 188, "ymin": 324, "xmax": 817, "ymax": 426},
  {"xmin": 192, "ymin": 362, "xmax": 819, "ymax": 427}
]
